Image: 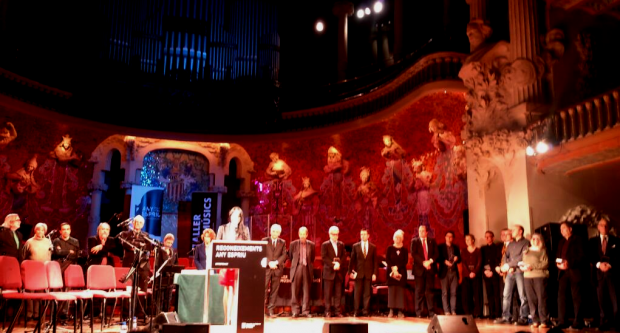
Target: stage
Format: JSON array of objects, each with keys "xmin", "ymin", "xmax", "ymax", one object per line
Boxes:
[{"xmin": 10, "ymin": 316, "xmax": 595, "ymax": 333}]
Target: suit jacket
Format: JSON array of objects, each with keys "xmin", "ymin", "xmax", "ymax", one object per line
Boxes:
[
  {"xmin": 588, "ymin": 234, "xmax": 619, "ymax": 282},
  {"xmin": 216, "ymin": 223, "xmax": 250, "ymax": 241},
  {"xmin": 557, "ymin": 234, "xmax": 586, "ymax": 281},
  {"xmin": 347, "ymin": 241, "xmax": 377, "ymax": 279},
  {"xmin": 155, "ymin": 247, "xmax": 178, "ymax": 275},
  {"xmin": 481, "ymin": 242, "xmax": 501, "ymax": 277},
  {"xmin": 86, "ymin": 236, "xmax": 117, "ymax": 267},
  {"xmin": 262, "ymin": 237, "xmax": 287, "ymax": 277},
  {"xmin": 321, "ymin": 240, "xmax": 346, "ymax": 280},
  {"xmin": 194, "ymin": 242, "xmax": 210, "ymax": 270},
  {"xmin": 410, "ymin": 237, "xmax": 439, "ymax": 276},
  {"xmin": 437, "ymin": 243, "xmax": 461, "ymax": 279},
  {"xmin": 289, "ymin": 239, "xmax": 315, "ymax": 282},
  {"xmin": 119, "ymin": 230, "xmax": 153, "ymax": 267},
  {"xmin": 0, "ymin": 227, "xmax": 23, "ymax": 261}
]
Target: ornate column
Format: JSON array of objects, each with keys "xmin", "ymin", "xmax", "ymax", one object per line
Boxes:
[
  {"xmin": 508, "ymin": 0, "xmax": 543, "ymax": 106},
  {"xmin": 87, "ymin": 182, "xmax": 108, "ymax": 237},
  {"xmin": 333, "ymin": 1, "xmax": 354, "ymax": 81},
  {"xmin": 466, "ymin": 0, "xmax": 487, "ymax": 20}
]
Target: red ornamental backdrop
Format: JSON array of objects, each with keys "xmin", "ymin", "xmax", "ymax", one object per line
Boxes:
[{"xmin": 245, "ymin": 92, "xmax": 468, "ymax": 255}]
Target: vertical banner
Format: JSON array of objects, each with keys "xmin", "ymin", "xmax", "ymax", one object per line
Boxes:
[
  {"xmin": 191, "ymin": 192, "xmax": 218, "ymax": 248},
  {"xmin": 130, "ymin": 185, "xmax": 165, "ymax": 236}
]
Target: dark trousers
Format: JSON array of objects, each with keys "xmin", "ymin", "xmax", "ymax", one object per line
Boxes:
[
  {"xmin": 595, "ymin": 271, "xmax": 618, "ymax": 325},
  {"xmin": 291, "ymin": 265, "xmax": 311, "ymax": 315},
  {"xmin": 323, "ymin": 274, "xmax": 343, "ymax": 314},
  {"xmin": 440, "ymin": 270, "xmax": 458, "ymax": 314},
  {"xmin": 265, "ymin": 271, "xmax": 281, "ymax": 311},
  {"xmin": 414, "ymin": 270, "xmax": 436, "ymax": 317},
  {"xmin": 524, "ymin": 277, "xmax": 548, "ymax": 324},
  {"xmin": 483, "ymin": 274, "xmax": 501, "ymax": 318},
  {"xmin": 353, "ymin": 277, "xmax": 372, "ymax": 313},
  {"xmin": 462, "ymin": 276, "xmax": 481, "ymax": 317},
  {"xmin": 558, "ymin": 271, "xmax": 582, "ymax": 325}
]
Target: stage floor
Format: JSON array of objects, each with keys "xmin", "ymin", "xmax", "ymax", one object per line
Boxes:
[{"xmin": 9, "ymin": 316, "xmax": 596, "ymax": 333}]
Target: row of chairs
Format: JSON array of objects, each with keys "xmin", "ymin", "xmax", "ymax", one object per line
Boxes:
[{"xmin": 0, "ymin": 256, "xmax": 153, "ymax": 333}]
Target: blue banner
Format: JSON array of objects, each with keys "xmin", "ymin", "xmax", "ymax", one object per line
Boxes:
[{"xmin": 134, "ymin": 188, "xmax": 165, "ymax": 236}]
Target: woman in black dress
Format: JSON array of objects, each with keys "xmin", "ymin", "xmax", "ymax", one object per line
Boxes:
[{"xmin": 386, "ymin": 229, "xmax": 409, "ymax": 318}]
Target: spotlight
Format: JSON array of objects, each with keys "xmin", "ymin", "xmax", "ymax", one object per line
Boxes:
[
  {"xmin": 373, "ymin": 1, "xmax": 383, "ymax": 13},
  {"xmin": 315, "ymin": 21, "xmax": 324, "ymax": 32},
  {"xmin": 535, "ymin": 141, "xmax": 549, "ymax": 154},
  {"xmin": 356, "ymin": 9, "xmax": 365, "ymax": 18},
  {"xmin": 526, "ymin": 146, "xmax": 535, "ymax": 156},
  {"xmin": 365, "ymin": 7, "xmax": 371, "ymax": 15}
]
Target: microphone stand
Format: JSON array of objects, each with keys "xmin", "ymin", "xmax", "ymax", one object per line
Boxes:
[
  {"xmin": 149, "ymin": 255, "xmax": 171, "ymax": 332},
  {"xmin": 139, "ymin": 233, "xmax": 164, "ymax": 332},
  {"xmin": 117, "ymin": 236, "xmax": 144, "ymax": 331}
]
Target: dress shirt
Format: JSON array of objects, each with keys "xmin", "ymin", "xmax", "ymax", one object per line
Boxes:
[
  {"xmin": 331, "ymin": 240, "xmax": 338, "ymax": 256},
  {"xmin": 596, "ymin": 235, "xmax": 611, "ymax": 269}
]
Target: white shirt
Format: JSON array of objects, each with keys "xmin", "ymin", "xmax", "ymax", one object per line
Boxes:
[
  {"xmin": 597, "ymin": 235, "xmax": 611, "ymax": 269},
  {"xmin": 331, "ymin": 240, "xmax": 338, "ymax": 256}
]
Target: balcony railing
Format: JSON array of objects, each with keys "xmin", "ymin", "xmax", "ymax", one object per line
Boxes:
[{"xmin": 280, "ymin": 52, "xmax": 467, "ymax": 131}]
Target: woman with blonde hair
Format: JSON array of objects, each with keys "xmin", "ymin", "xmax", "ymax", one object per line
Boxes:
[
  {"xmin": 521, "ymin": 233, "xmax": 549, "ymax": 328},
  {"xmin": 386, "ymin": 229, "xmax": 408, "ymax": 318}
]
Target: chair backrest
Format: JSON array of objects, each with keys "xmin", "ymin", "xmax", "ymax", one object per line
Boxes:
[
  {"xmin": 114, "ymin": 267, "xmax": 131, "ymax": 289},
  {"xmin": 0, "ymin": 256, "xmax": 22, "ymax": 289},
  {"xmin": 87, "ymin": 265, "xmax": 116, "ymax": 290},
  {"xmin": 376, "ymin": 267, "xmax": 387, "ymax": 284},
  {"xmin": 45, "ymin": 261, "xmax": 65, "ymax": 289},
  {"xmin": 178, "ymin": 257, "xmax": 189, "ymax": 268},
  {"xmin": 64, "ymin": 264, "xmax": 86, "ymax": 289},
  {"xmin": 21, "ymin": 260, "xmax": 48, "ymax": 291},
  {"xmin": 112, "ymin": 255, "xmax": 122, "ymax": 267}
]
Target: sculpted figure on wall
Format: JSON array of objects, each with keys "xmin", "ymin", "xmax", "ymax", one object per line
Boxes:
[
  {"xmin": 324, "ymin": 146, "xmax": 349, "ymax": 175},
  {"xmin": 293, "ymin": 177, "xmax": 319, "ymax": 237},
  {"xmin": 6, "ymin": 155, "xmax": 40, "ymax": 194},
  {"xmin": 0, "ymin": 122, "xmax": 17, "ymax": 150},
  {"xmin": 49, "ymin": 134, "xmax": 82, "ymax": 165},
  {"xmin": 381, "ymin": 135, "xmax": 406, "ymax": 161},
  {"xmin": 357, "ymin": 167, "xmax": 378, "ymax": 208},
  {"xmin": 429, "ymin": 119, "xmax": 456, "ymax": 153},
  {"xmin": 265, "ymin": 152, "xmax": 292, "ymax": 180}
]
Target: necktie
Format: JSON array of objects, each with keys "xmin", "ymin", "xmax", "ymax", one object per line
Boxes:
[
  {"xmin": 273, "ymin": 239, "xmax": 276, "ymax": 248},
  {"xmin": 423, "ymin": 239, "xmax": 428, "ymax": 260},
  {"xmin": 602, "ymin": 236, "xmax": 607, "ymax": 255},
  {"xmin": 502, "ymin": 243, "xmax": 506, "ymax": 259},
  {"xmin": 12, "ymin": 231, "xmax": 19, "ymax": 249},
  {"xmin": 363, "ymin": 243, "xmax": 367, "ymax": 258},
  {"xmin": 301, "ymin": 242, "xmax": 307, "ymax": 266}
]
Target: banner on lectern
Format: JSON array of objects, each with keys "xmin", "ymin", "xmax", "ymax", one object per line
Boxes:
[
  {"xmin": 130, "ymin": 185, "xmax": 165, "ymax": 236},
  {"xmin": 191, "ymin": 192, "xmax": 218, "ymax": 248},
  {"xmin": 212, "ymin": 240, "xmax": 267, "ymax": 333}
]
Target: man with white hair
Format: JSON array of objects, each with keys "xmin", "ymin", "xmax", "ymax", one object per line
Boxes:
[
  {"xmin": 321, "ymin": 225, "xmax": 347, "ymax": 317},
  {"xmin": 289, "ymin": 226, "xmax": 315, "ymax": 318},
  {"xmin": 119, "ymin": 215, "xmax": 153, "ymax": 292},
  {"xmin": 0, "ymin": 213, "xmax": 23, "ymax": 261},
  {"xmin": 262, "ymin": 224, "xmax": 287, "ymax": 318}
]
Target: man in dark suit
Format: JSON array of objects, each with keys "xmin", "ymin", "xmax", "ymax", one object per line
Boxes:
[
  {"xmin": 588, "ymin": 216, "xmax": 618, "ymax": 331},
  {"xmin": 0, "ymin": 213, "xmax": 23, "ymax": 261},
  {"xmin": 86, "ymin": 222, "xmax": 117, "ymax": 267},
  {"xmin": 289, "ymin": 226, "xmax": 315, "ymax": 318},
  {"xmin": 118, "ymin": 215, "xmax": 153, "ymax": 292},
  {"xmin": 410, "ymin": 225, "xmax": 439, "ymax": 317},
  {"xmin": 481, "ymin": 230, "xmax": 502, "ymax": 319},
  {"xmin": 321, "ymin": 225, "xmax": 347, "ymax": 317},
  {"xmin": 437, "ymin": 230, "xmax": 460, "ymax": 315},
  {"xmin": 262, "ymin": 224, "xmax": 287, "ymax": 318},
  {"xmin": 347, "ymin": 228, "xmax": 377, "ymax": 317},
  {"xmin": 556, "ymin": 222, "xmax": 587, "ymax": 330}
]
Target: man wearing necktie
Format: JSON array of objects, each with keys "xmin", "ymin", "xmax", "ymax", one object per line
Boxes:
[
  {"xmin": 321, "ymin": 226, "xmax": 347, "ymax": 317},
  {"xmin": 588, "ymin": 216, "xmax": 619, "ymax": 331},
  {"xmin": 262, "ymin": 224, "xmax": 287, "ymax": 318},
  {"xmin": 347, "ymin": 228, "xmax": 377, "ymax": 317},
  {"xmin": 289, "ymin": 226, "xmax": 315, "ymax": 318},
  {"xmin": 119, "ymin": 215, "xmax": 152, "ymax": 293},
  {"xmin": 0, "ymin": 213, "xmax": 23, "ymax": 261},
  {"xmin": 410, "ymin": 225, "xmax": 439, "ymax": 318}
]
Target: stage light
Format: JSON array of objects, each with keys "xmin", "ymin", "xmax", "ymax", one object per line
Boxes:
[
  {"xmin": 365, "ymin": 8, "xmax": 371, "ymax": 15},
  {"xmin": 373, "ymin": 1, "xmax": 383, "ymax": 13},
  {"xmin": 356, "ymin": 9, "xmax": 365, "ymax": 18},
  {"xmin": 315, "ymin": 21, "xmax": 324, "ymax": 32},
  {"xmin": 535, "ymin": 141, "xmax": 549, "ymax": 154},
  {"xmin": 526, "ymin": 146, "xmax": 535, "ymax": 156}
]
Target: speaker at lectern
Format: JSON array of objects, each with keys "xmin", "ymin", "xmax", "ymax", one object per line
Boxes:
[{"xmin": 211, "ymin": 240, "xmax": 267, "ymax": 333}]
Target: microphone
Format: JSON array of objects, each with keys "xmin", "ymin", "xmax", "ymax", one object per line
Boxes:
[
  {"xmin": 46, "ymin": 229, "xmax": 58, "ymax": 237},
  {"xmin": 187, "ymin": 247, "xmax": 196, "ymax": 256},
  {"xmin": 117, "ymin": 218, "xmax": 133, "ymax": 227}
]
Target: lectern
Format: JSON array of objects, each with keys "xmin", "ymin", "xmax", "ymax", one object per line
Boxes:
[{"xmin": 211, "ymin": 240, "xmax": 267, "ymax": 333}]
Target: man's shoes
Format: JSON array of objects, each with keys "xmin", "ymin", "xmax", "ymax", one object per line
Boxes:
[
  {"xmin": 291, "ymin": 313, "xmax": 299, "ymax": 318},
  {"xmin": 515, "ymin": 318, "xmax": 528, "ymax": 326},
  {"xmin": 494, "ymin": 318, "xmax": 511, "ymax": 325},
  {"xmin": 325, "ymin": 312, "xmax": 332, "ymax": 318},
  {"xmin": 397, "ymin": 311, "xmax": 405, "ymax": 318},
  {"xmin": 388, "ymin": 310, "xmax": 394, "ymax": 318},
  {"xmin": 361, "ymin": 311, "xmax": 369, "ymax": 317}
]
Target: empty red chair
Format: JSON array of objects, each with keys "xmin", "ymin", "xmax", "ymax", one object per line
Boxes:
[
  {"xmin": 86, "ymin": 265, "xmax": 127, "ymax": 331},
  {"xmin": 0, "ymin": 256, "xmax": 20, "ymax": 330},
  {"xmin": 45, "ymin": 261, "xmax": 78, "ymax": 333},
  {"xmin": 63, "ymin": 265, "xmax": 94, "ymax": 333}
]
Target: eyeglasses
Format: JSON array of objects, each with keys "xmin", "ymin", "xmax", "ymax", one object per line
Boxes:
[{"xmin": 330, "ymin": 233, "xmax": 339, "ymax": 236}]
